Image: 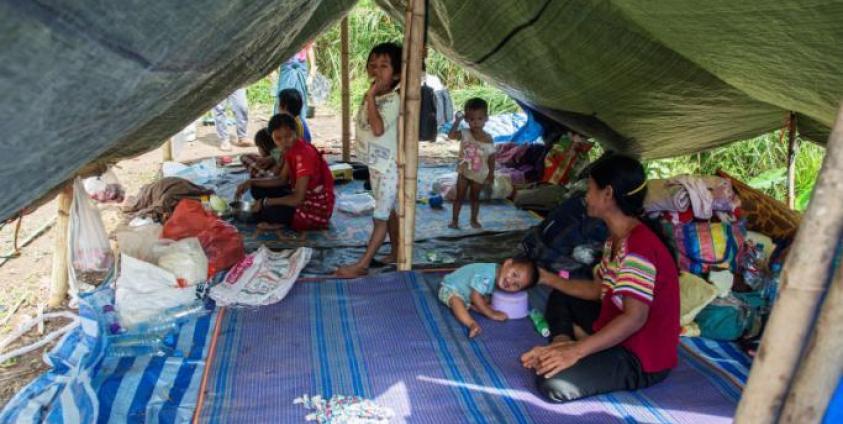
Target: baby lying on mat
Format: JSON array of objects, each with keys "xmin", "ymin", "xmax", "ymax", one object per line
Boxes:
[{"xmin": 439, "ymin": 258, "xmax": 538, "ymax": 338}]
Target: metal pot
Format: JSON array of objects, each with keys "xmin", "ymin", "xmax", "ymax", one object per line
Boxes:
[{"xmin": 229, "ymin": 200, "xmax": 256, "ymax": 223}]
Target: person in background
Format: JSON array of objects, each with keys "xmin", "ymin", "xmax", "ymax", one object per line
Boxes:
[
  {"xmin": 335, "ymin": 42, "xmax": 402, "ymax": 278},
  {"xmin": 448, "ymin": 98, "xmax": 495, "ymax": 229},
  {"xmin": 278, "ymin": 88, "xmax": 312, "ymax": 143},
  {"xmin": 213, "ymin": 88, "xmax": 249, "ymax": 151},
  {"xmin": 521, "ymin": 154, "xmax": 679, "ymax": 403},
  {"xmin": 274, "ymin": 42, "xmax": 316, "ymax": 130}
]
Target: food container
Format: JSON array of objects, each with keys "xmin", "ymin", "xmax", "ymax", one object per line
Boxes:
[{"xmin": 229, "ymin": 200, "xmax": 256, "ymax": 223}]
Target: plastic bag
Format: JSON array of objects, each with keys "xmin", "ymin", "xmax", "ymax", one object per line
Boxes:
[
  {"xmin": 152, "ymin": 237, "xmax": 208, "ymax": 287},
  {"xmin": 162, "ymin": 199, "xmax": 245, "ymax": 273},
  {"xmin": 115, "ymin": 254, "xmax": 198, "ymax": 329},
  {"xmin": 69, "ymin": 178, "xmax": 114, "ymax": 287},
  {"xmin": 308, "ymin": 72, "xmax": 332, "ymax": 106},
  {"xmin": 116, "ymin": 223, "xmax": 163, "ymax": 263},
  {"xmin": 82, "ymin": 169, "xmax": 125, "ymax": 203},
  {"xmin": 433, "ymin": 172, "xmax": 514, "ymax": 201},
  {"xmin": 210, "ymin": 246, "xmax": 312, "ymax": 307},
  {"xmin": 337, "ymin": 193, "xmax": 375, "ymax": 216}
]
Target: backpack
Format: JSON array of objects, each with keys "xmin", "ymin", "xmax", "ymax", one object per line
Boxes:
[{"xmin": 419, "ymin": 83, "xmax": 438, "ymax": 141}]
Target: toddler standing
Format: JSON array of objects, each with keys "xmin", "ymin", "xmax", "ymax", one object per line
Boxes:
[{"xmin": 448, "ymin": 98, "xmax": 495, "ymax": 229}]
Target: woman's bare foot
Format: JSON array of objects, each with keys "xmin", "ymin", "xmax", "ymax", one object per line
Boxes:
[
  {"xmin": 470, "ymin": 220, "xmax": 482, "ymax": 229},
  {"xmin": 334, "ymin": 263, "xmax": 369, "ymax": 278}
]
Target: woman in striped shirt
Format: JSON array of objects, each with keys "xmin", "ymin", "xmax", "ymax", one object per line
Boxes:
[{"xmin": 522, "ymin": 154, "xmax": 680, "ymax": 403}]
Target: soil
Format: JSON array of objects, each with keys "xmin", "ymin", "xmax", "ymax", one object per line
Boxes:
[{"xmin": 0, "ymin": 105, "xmax": 458, "ymax": 408}]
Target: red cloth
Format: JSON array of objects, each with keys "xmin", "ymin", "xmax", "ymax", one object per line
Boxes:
[
  {"xmin": 592, "ymin": 224, "xmax": 680, "ymax": 373},
  {"xmin": 283, "ymin": 139, "xmax": 335, "ymax": 231}
]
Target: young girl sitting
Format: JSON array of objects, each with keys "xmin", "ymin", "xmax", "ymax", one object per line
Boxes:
[
  {"xmin": 448, "ymin": 98, "xmax": 495, "ymax": 229},
  {"xmin": 439, "ymin": 257, "xmax": 538, "ymax": 338},
  {"xmin": 240, "ymin": 128, "xmax": 279, "ymax": 178}
]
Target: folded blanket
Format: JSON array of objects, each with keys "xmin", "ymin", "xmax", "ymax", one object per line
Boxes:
[{"xmin": 645, "ymin": 175, "xmax": 740, "ymax": 219}]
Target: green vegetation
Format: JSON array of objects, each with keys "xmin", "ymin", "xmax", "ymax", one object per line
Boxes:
[{"xmin": 246, "ymin": 0, "xmax": 825, "ymax": 211}]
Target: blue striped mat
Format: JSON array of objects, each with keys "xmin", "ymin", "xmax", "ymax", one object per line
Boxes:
[{"xmin": 199, "ymin": 271, "xmax": 749, "ymax": 423}]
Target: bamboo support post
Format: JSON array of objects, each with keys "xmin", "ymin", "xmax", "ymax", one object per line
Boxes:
[
  {"xmin": 163, "ymin": 138, "xmax": 174, "ymax": 162},
  {"xmin": 780, "ymin": 258, "xmax": 843, "ymax": 423},
  {"xmin": 396, "ymin": 0, "xmax": 426, "ymax": 271},
  {"xmin": 735, "ymin": 104, "xmax": 843, "ymax": 424},
  {"xmin": 341, "ymin": 17, "xmax": 351, "ymax": 163},
  {"xmin": 48, "ymin": 184, "xmax": 73, "ymax": 308},
  {"xmin": 786, "ymin": 112, "xmax": 799, "ymax": 209}
]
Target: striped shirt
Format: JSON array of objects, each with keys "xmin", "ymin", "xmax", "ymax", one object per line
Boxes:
[{"xmin": 592, "ymin": 223, "xmax": 680, "ymax": 373}]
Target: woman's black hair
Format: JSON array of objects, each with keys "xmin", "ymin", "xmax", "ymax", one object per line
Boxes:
[
  {"xmin": 589, "ymin": 153, "xmax": 677, "ymax": 258},
  {"xmin": 278, "ymin": 88, "xmax": 303, "ymax": 116},
  {"xmin": 268, "ymin": 113, "xmax": 298, "ymax": 134},
  {"xmin": 588, "ymin": 154, "xmax": 647, "ymax": 217},
  {"xmin": 367, "ymin": 42, "xmax": 402, "ymax": 88},
  {"xmin": 253, "ymin": 128, "xmax": 275, "ymax": 156}
]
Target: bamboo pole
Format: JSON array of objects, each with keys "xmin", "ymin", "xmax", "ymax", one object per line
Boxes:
[
  {"xmin": 780, "ymin": 258, "xmax": 843, "ymax": 423},
  {"xmin": 163, "ymin": 138, "xmax": 174, "ymax": 161},
  {"xmin": 341, "ymin": 17, "xmax": 351, "ymax": 163},
  {"xmin": 786, "ymin": 112, "xmax": 798, "ymax": 209},
  {"xmin": 48, "ymin": 184, "xmax": 73, "ymax": 307},
  {"xmin": 396, "ymin": 0, "xmax": 426, "ymax": 271},
  {"xmin": 735, "ymin": 104, "xmax": 843, "ymax": 424}
]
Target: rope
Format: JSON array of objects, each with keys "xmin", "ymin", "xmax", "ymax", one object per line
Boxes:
[{"xmin": 0, "ymin": 311, "xmax": 80, "ymax": 364}]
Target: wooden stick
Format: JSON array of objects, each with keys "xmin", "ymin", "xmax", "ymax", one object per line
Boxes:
[
  {"xmin": 735, "ymin": 104, "xmax": 843, "ymax": 424},
  {"xmin": 48, "ymin": 184, "xmax": 73, "ymax": 308},
  {"xmin": 163, "ymin": 138, "xmax": 174, "ymax": 162},
  {"xmin": 340, "ymin": 17, "xmax": 351, "ymax": 163},
  {"xmin": 395, "ymin": 3, "xmax": 413, "ymax": 264},
  {"xmin": 397, "ymin": 0, "xmax": 426, "ymax": 271},
  {"xmin": 786, "ymin": 112, "xmax": 798, "ymax": 209},
  {"xmin": 0, "ymin": 217, "xmax": 56, "ymax": 268},
  {"xmin": 780, "ymin": 258, "xmax": 843, "ymax": 423}
]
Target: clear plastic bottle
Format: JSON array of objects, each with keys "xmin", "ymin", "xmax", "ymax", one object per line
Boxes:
[{"xmin": 108, "ymin": 333, "xmax": 177, "ymax": 357}]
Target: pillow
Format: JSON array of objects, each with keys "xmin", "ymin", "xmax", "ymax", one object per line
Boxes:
[
  {"xmin": 679, "ymin": 272, "xmax": 719, "ymax": 326},
  {"xmin": 716, "ymin": 170, "xmax": 801, "ymax": 241}
]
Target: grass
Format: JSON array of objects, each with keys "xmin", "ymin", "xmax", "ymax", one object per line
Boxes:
[{"xmin": 245, "ymin": 0, "xmax": 826, "ymax": 211}]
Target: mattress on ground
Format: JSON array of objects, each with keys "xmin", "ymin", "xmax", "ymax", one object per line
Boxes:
[{"xmin": 199, "ymin": 272, "xmax": 747, "ymax": 423}]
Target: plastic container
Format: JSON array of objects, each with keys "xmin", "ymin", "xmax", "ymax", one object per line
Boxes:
[
  {"xmin": 491, "ymin": 290, "xmax": 529, "ymax": 319},
  {"xmin": 529, "ymin": 309, "xmax": 550, "ymax": 337}
]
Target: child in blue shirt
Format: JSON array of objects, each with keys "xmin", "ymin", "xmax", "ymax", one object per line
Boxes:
[{"xmin": 439, "ymin": 258, "xmax": 538, "ymax": 338}]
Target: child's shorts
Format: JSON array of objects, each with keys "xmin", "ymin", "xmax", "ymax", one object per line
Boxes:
[
  {"xmin": 438, "ymin": 284, "xmax": 469, "ymax": 307},
  {"xmin": 370, "ymin": 163, "xmax": 398, "ymax": 221}
]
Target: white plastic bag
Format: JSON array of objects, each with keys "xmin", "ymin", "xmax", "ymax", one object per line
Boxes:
[
  {"xmin": 69, "ymin": 178, "xmax": 114, "ymax": 288},
  {"xmin": 152, "ymin": 237, "xmax": 208, "ymax": 286},
  {"xmin": 433, "ymin": 172, "xmax": 514, "ymax": 201},
  {"xmin": 116, "ymin": 223, "xmax": 163, "ymax": 263},
  {"xmin": 337, "ymin": 193, "xmax": 376, "ymax": 216},
  {"xmin": 210, "ymin": 246, "xmax": 312, "ymax": 307},
  {"xmin": 82, "ymin": 169, "xmax": 125, "ymax": 203},
  {"xmin": 115, "ymin": 254, "xmax": 198, "ymax": 329}
]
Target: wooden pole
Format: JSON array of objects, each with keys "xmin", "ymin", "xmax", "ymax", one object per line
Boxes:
[
  {"xmin": 786, "ymin": 112, "xmax": 799, "ymax": 209},
  {"xmin": 48, "ymin": 184, "xmax": 73, "ymax": 307},
  {"xmin": 780, "ymin": 259, "xmax": 843, "ymax": 423},
  {"xmin": 163, "ymin": 138, "xmax": 174, "ymax": 162},
  {"xmin": 341, "ymin": 17, "xmax": 351, "ymax": 163},
  {"xmin": 396, "ymin": 0, "xmax": 426, "ymax": 271},
  {"xmin": 735, "ymin": 104, "xmax": 843, "ymax": 424}
]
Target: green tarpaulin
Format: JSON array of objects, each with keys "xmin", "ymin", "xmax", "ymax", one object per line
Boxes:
[{"xmin": 1, "ymin": 0, "xmax": 841, "ymax": 221}]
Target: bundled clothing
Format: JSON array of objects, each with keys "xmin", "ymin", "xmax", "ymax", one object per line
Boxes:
[
  {"xmin": 644, "ymin": 175, "xmax": 740, "ymax": 220},
  {"xmin": 124, "ymin": 177, "xmax": 213, "ymax": 223}
]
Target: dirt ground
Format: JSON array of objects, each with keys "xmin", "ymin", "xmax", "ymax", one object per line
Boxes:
[{"xmin": 0, "ymin": 105, "xmax": 458, "ymax": 408}]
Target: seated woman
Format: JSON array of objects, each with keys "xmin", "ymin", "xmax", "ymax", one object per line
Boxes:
[
  {"xmin": 521, "ymin": 154, "xmax": 679, "ymax": 403},
  {"xmin": 235, "ymin": 113, "xmax": 334, "ymax": 231}
]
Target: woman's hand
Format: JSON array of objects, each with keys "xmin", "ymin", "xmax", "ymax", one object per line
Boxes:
[
  {"xmin": 535, "ymin": 342, "xmax": 585, "ymax": 378},
  {"xmin": 235, "ymin": 180, "xmax": 251, "ymax": 199},
  {"xmin": 251, "ymin": 198, "xmax": 264, "ymax": 213},
  {"xmin": 537, "ymin": 267, "xmax": 557, "ymax": 286}
]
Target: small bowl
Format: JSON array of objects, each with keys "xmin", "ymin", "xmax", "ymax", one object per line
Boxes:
[{"xmin": 229, "ymin": 200, "xmax": 256, "ymax": 223}]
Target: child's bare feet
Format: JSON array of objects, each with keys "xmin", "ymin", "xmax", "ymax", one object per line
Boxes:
[
  {"xmin": 468, "ymin": 322, "xmax": 481, "ymax": 338},
  {"xmin": 334, "ymin": 263, "xmax": 368, "ymax": 278},
  {"xmin": 377, "ymin": 253, "xmax": 397, "ymax": 264},
  {"xmin": 448, "ymin": 221, "xmax": 460, "ymax": 229},
  {"xmin": 470, "ymin": 220, "xmax": 482, "ymax": 229}
]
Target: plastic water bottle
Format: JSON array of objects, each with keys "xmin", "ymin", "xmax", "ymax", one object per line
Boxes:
[
  {"xmin": 108, "ymin": 333, "xmax": 177, "ymax": 357},
  {"xmin": 529, "ymin": 309, "xmax": 550, "ymax": 338},
  {"xmin": 762, "ymin": 263, "xmax": 782, "ymax": 314},
  {"xmin": 102, "ymin": 304, "xmax": 123, "ymax": 335}
]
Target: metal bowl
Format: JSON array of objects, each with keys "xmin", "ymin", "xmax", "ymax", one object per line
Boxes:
[{"xmin": 229, "ymin": 200, "xmax": 256, "ymax": 223}]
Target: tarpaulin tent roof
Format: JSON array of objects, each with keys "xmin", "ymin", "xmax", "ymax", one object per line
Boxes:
[{"xmin": 1, "ymin": 0, "xmax": 841, "ymax": 221}]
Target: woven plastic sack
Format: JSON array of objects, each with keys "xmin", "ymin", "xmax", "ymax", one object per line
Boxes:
[{"xmin": 211, "ymin": 246, "xmax": 312, "ymax": 307}]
